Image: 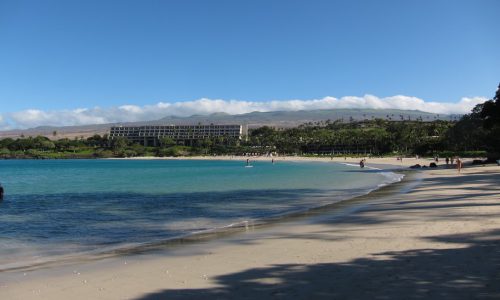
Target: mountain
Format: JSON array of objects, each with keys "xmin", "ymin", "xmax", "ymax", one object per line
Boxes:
[
  {"xmin": 0, "ymin": 109, "xmax": 458, "ymax": 139},
  {"xmin": 159, "ymin": 109, "xmax": 454, "ymax": 126}
]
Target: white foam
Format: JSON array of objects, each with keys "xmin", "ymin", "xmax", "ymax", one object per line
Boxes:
[{"xmin": 340, "ymin": 162, "xmax": 404, "ymax": 187}]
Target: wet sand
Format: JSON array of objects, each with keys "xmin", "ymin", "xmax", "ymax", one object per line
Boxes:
[{"xmin": 1, "ymin": 159, "xmax": 499, "ymax": 299}]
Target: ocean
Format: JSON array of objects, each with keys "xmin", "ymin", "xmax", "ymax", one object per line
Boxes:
[{"xmin": 0, "ymin": 159, "xmax": 402, "ymax": 270}]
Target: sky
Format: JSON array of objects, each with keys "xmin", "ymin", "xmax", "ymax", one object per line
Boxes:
[{"xmin": 0, "ymin": 0, "xmax": 498, "ymax": 129}]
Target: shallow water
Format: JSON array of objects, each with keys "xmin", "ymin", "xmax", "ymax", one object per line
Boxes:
[{"xmin": 0, "ymin": 159, "xmax": 402, "ymax": 269}]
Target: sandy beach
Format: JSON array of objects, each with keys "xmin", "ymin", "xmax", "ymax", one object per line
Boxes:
[
  {"xmin": 109, "ymin": 155, "xmax": 448, "ymax": 169},
  {"xmin": 1, "ymin": 157, "xmax": 499, "ymax": 299}
]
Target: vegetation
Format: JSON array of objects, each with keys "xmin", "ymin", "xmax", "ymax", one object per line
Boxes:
[
  {"xmin": 0, "ymin": 120, "xmax": 480, "ymax": 159},
  {"xmin": 1, "ymin": 83, "xmax": 498, "ymax": 160},
  {"xmin": 447, "ymin": 83, "xmax": 500, "ymax": 160}
]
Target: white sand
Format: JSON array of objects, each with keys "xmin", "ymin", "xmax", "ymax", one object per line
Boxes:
[
  {"xmin": 1, "ymin": 158, "xmax": 499, "ymax": 299},
  {"xmin": 109, "ymin": 155, "xmax": 459, "ymax": 171}
]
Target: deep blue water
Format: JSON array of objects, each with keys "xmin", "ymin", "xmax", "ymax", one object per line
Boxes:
[{"xmin": 0, "ymin": 159, "xmax": 401, "ymax": 269}]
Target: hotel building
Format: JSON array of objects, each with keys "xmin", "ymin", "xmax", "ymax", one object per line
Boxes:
[{"xmin": 109, "ymin": 124, "xmax": 243, "ymax": 146}]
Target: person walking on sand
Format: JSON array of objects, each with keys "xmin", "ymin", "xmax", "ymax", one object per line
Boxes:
[
  {"xmin": 445, "ymin": 157, "xmax": 450, "ymax": 167},
  {"xmin": 456, "ymin": 157, "xmax": 462, "ymax": 173}
]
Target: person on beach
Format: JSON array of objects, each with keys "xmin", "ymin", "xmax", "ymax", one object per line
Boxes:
[
  {"xmin": 457, "ymin": 157, "xmax": 462, "ymax": 173},
  {"xmin": 359, "ymin": 159, "xmax": 365, "ymax": 168},
  {"xmin": 0, "ymin": 183, "xmax": 4, "ymax": 201},
  {"xmin": 445, "ymin": 157, "xmax": 450, "ymax": 167}
]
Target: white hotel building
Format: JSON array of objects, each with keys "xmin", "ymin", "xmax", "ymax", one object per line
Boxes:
[{"xmin": 109, "ymin": 124, "xmax": 243, "ymax": 146}]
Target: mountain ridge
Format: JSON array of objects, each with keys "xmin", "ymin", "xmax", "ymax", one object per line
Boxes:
[{"xmin": 0, "ymin": 108, "xmax": 458, "ymax": 139}]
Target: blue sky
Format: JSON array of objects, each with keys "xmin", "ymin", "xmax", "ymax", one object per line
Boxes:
[{"xmin": 0, "ymin": 0, "xmax": 498, "ymax": 128}]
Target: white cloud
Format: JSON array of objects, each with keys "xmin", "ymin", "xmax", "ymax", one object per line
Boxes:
[
  {"xmin": 0, "ymin": 115, "xmax": 5, "ymax": 128},
  {"xmin": 0, "ymin": 95, "xmax": 489, "ymax": 130}
]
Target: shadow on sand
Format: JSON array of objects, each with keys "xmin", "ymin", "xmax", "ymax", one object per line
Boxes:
[
  {"xmin": 135, "ymin": 169, "xmax": 500, "ymax": 300},
  {"xmin": 135, "ymin": 230, "xmax": 500, "ymax": 300}
]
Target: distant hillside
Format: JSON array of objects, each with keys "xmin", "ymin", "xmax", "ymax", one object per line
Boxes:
[
  {"xmin": 0, "ymin": 108, "xmax": 458, "ymax": 139},
  {"xmin": 158, "ymin": 108, "xmax": 455, "ymax": 126}
]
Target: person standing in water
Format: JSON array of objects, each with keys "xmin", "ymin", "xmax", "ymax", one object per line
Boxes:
[{"xmin": 0, "ymin": 183, "xmax": 4, "ymax": 201}]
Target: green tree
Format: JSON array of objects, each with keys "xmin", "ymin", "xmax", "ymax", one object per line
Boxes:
[
  {"xmin": 445, "ymin": 110, "xmax": 487, "ymax": 152},
  {"xmin": 478, "ymin": 83, "xmax": 500, "ymax": 158},
  {"xmin": 0, "ymin": 148, "xmax": 11, "ymax": 158},
  {"xmin": 159, "ymin": 137, "xmax": 176, "ymax": 148},
  {"xmin": 111, "ymin": 137, "xmax": 128, "ymax": 152}
]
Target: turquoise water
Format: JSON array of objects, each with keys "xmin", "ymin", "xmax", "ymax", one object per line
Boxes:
[{"xmin": 0, "ymin": 159, "xmax": 401, "ymax": 269}]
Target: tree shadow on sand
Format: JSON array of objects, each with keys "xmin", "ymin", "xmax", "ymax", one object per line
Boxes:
[
  {"xmin": 135, "ymin": 169, "xmax": 500, "ymax": 300},
  {"xmin": 135, "ymin": 229, "xmax": 500, "ymax": 300}
]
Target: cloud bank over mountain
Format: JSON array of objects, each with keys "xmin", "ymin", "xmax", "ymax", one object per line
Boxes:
[{"xmin": 0, "ymin": 95, "xmax": 487, "ymax": 130}]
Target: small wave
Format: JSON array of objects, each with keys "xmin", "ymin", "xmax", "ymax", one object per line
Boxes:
[
  {"xmin": 340, "ymin": 162, "xmax": 404, "ymax": 182},
  {"xmin": 342, "ymin": 163, "xmax": 360, "ymax": 167}
]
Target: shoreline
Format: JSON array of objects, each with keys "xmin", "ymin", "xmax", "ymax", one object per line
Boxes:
[
  {"xmin": 107, "ymin": 154, "xmax": 479, "ymax": 169},
  {"xmin": 0, "ymin": 159, "xmax": 406, "ymax": 273},
  {"xmin": 2, "ymin": 161, "xmax": 499, "ymax": 299},
  {"xmin": 0, "ymin": 173, "xmax": 412, "ymax": 274}
]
